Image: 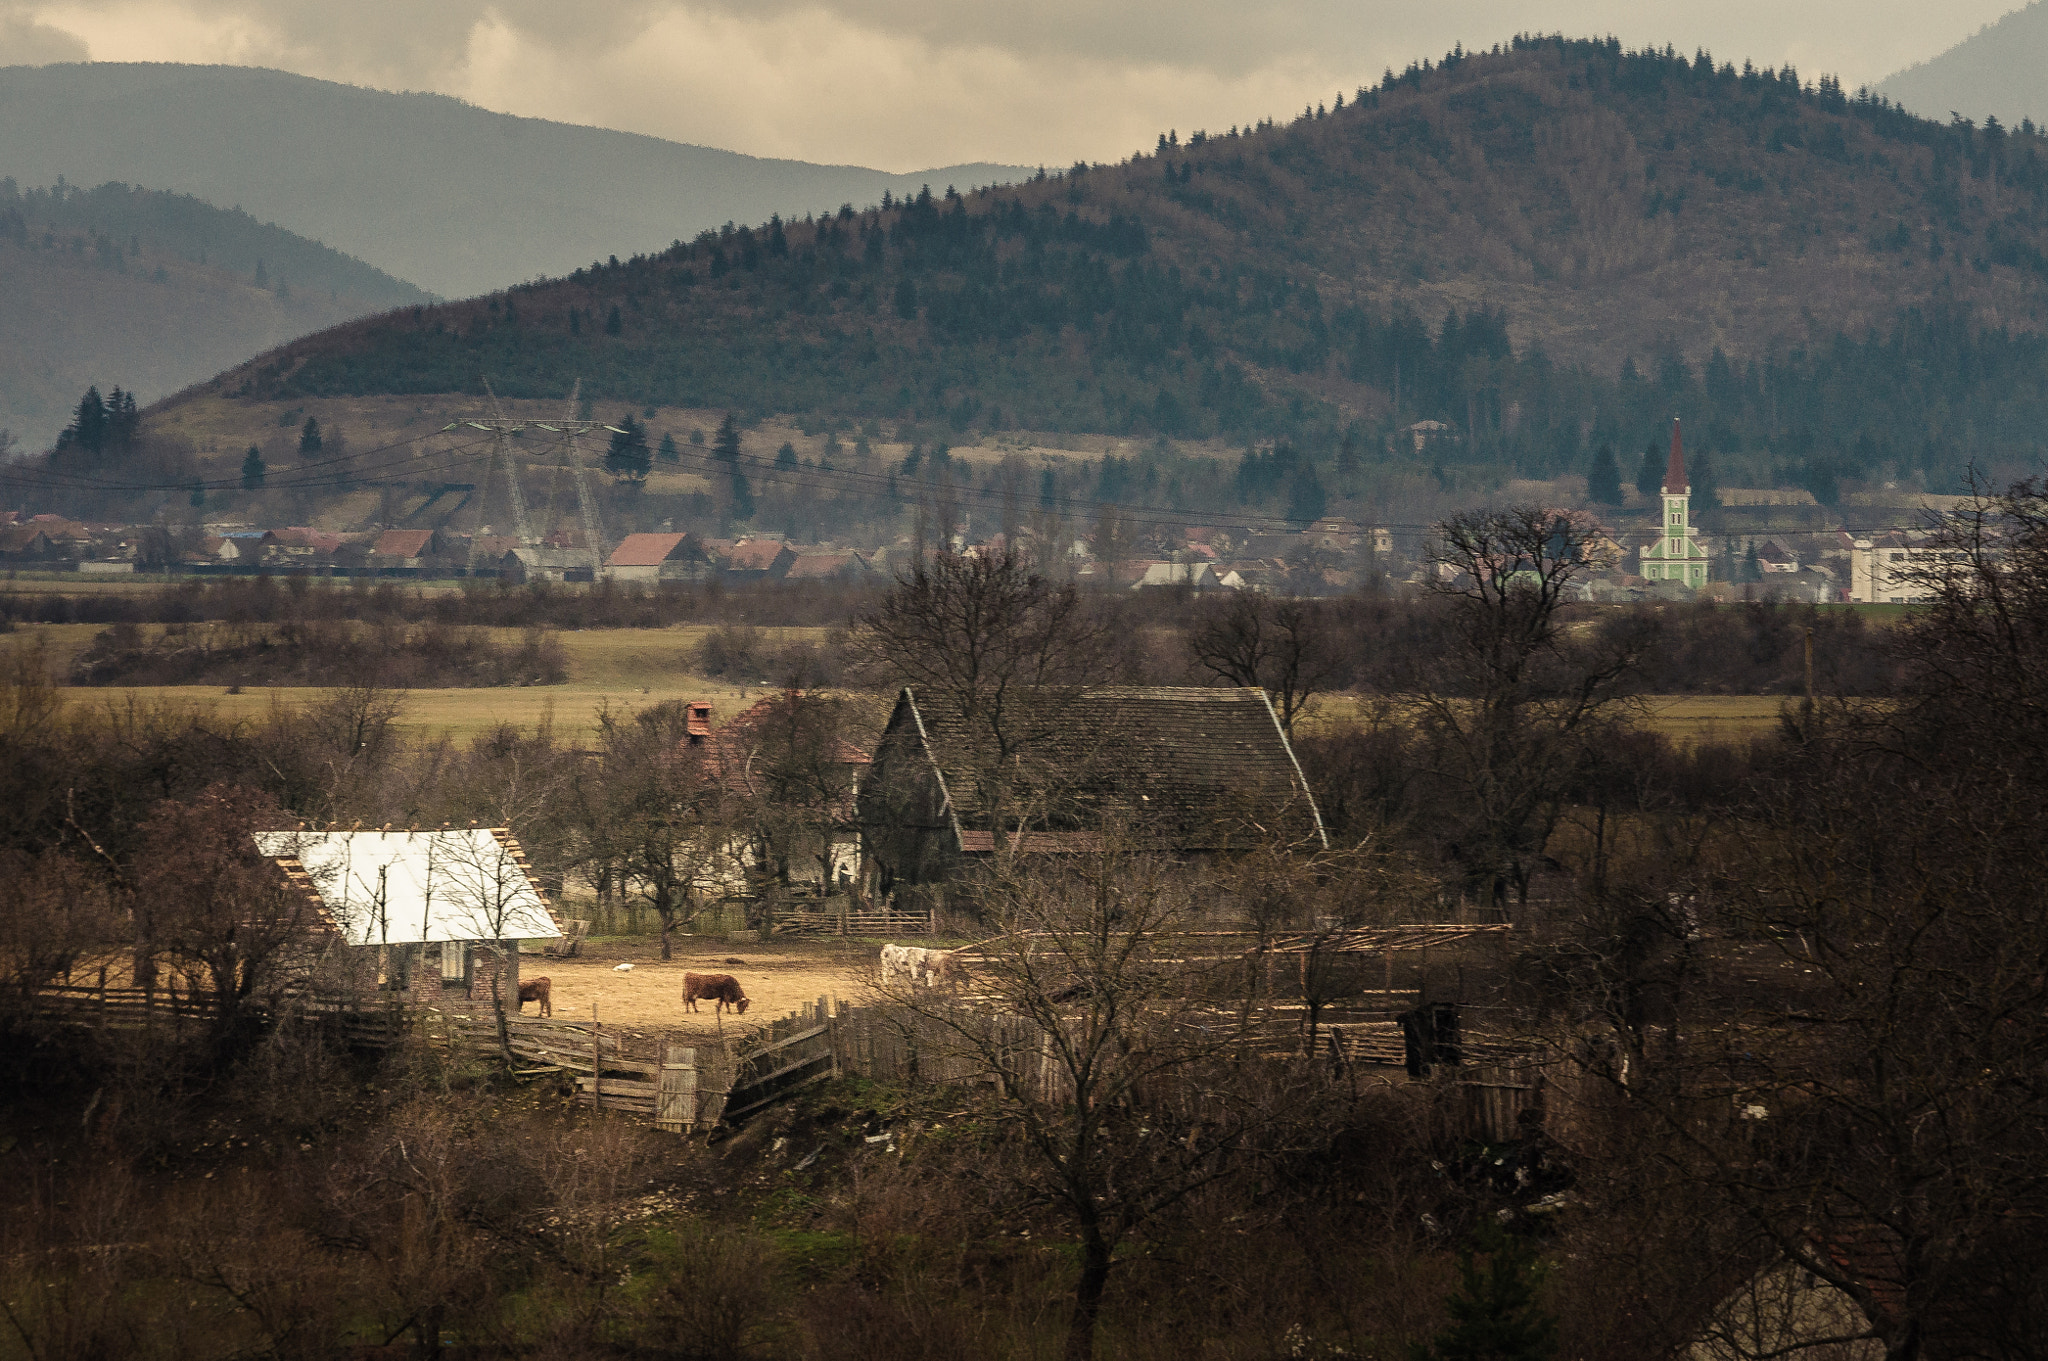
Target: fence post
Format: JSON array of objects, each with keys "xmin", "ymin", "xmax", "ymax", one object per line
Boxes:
[
  {"xmin": 658, "ymin": 1045, "xmax": 698, "ymax": 1132},
  {"xmin": 591, "ymin": 1002, "xmax": 601, "ymax": 1109}
]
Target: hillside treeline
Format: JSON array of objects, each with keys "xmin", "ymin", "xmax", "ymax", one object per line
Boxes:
[{"xmin": 196, "ymin": 36, "xmax": 2048, "ymax": 513}]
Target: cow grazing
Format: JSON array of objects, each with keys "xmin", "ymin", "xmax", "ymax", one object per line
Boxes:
[
  {"xmin": 518, "ymin": 975, "xmax": 553, "ymax": 1017},
  {"xmin": 683, "ymin": 972, "xmax": 749, "ymax": 1015}
]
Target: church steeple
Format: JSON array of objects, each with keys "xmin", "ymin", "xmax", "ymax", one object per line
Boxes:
[
  {"xmin": 1663, "ymin": 417, "xmax": 1688, "ymax": 495},
  {"xmin": 1639, "ymin": 415, "xmax": 1709, "ymax": 587}
]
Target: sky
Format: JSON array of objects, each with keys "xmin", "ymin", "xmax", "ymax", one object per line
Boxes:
[{"xmin": 0, "ymin": 1, "xmax": 2025, "ymax": 171}]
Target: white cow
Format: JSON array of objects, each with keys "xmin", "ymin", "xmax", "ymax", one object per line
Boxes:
[{"xmin": 880, "ymin": 943, "xmax": 960, "ymax": 988}]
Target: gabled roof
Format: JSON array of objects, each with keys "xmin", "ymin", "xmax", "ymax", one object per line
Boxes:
[
  {"xmin": 870, "ymin": 685, "xmax": 1325, "ymax": 853},
  {"xmin": 725, "ymin": 538, "xmax": 795, "ymax": 570},
  {"xmin": 251, "ymin": 828, "xmax": 562, "ymax": 945},
  {"xmin": 372, "ymin": 529, "xmax": 436, "ymax": 558},
  {"xmin": 784, "ymin": 551, "xmax": 867, "ymax": 580},
  {"xmin": 606, "ymin": 531, "xmax": 698, "ymax": 567}
]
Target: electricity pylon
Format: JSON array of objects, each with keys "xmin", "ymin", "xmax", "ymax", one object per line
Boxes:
[{"xmin": 445, "ymin": 377, "xmax": 618, "ymax": 575}]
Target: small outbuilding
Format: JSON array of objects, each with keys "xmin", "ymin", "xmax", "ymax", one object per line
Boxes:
[{"xmin": 253, "ymin": 827, "xmax": 561, "ymax": 1002}]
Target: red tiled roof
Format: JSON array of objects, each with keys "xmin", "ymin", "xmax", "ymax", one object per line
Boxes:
[
  {"xmin": 725, "ymin": 539, "xmax": 792, "ymax": 570},
  {"xmin": 373, "ymin": 529, "xmax": 435, "ymax": 558},
  {"xmin": 606, "ymin": 532, "xmax": 693, "ymax": 567}
]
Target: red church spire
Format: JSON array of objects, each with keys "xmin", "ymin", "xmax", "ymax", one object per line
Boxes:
[{"xmin": 1663, "ymin": 417, "xmax": 1688, "ymax": 495}]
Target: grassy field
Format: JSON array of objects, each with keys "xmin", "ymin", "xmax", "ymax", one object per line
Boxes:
[
  {"xmin": 5, "ymin": 599, "xmax": 1812, "ymax": 747},
  {"xmin": 2, "ymin": 621, "xmax": 839, "ymax": 742}
]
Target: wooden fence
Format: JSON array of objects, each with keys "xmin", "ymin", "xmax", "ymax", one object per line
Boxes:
[{"xmin": 776, "ymin": 905, "xmax": 939, "ymax": 937}]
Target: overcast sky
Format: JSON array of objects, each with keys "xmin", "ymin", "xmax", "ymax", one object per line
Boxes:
[{"xmin": 0, "ymin": 1, "xmax": 2022, "ymax": 171}]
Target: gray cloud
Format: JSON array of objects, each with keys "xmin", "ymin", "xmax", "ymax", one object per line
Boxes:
[
  {"xmin": 25, "ymin": 0, "xmax": 2026, "ymax": 168},
  {"xmin": 0, "ymin": 8, "xmax": 89, "ymax": 64}
]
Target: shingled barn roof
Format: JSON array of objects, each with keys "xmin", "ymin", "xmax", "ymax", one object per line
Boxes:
[{"xmin": 873, "ymin": 685, "xmax": 1325, "ymax": 853}]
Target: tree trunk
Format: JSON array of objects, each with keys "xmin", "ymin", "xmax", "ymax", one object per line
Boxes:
[
  {"xmin": 1065, "ymin": 1222, "xmax": 1112, "ymax": 1361},
  {"xmin": 656, "ymin": 881, "xmax": 675, "ymax": 960}
]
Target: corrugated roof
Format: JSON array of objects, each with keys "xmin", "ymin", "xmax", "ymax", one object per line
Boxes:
[{"xmin": 252, "ymin": 829, "xmax": 561, "ymax": 945}]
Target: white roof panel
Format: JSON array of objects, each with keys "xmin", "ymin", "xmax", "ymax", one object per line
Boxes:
[{"xmin": 253, "ymin": 829, "xmax": 562, "ymax": 946}]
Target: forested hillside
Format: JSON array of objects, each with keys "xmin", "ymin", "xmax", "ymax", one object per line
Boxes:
[
  {"xmin": 0, "ymin": 182, "xmax": 426, "ymax": 452},
  {"xmin": 51, "ymin": 36, "xmax": 2048, "ymax": 535}
]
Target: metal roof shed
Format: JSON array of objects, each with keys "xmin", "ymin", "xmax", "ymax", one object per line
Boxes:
[{"xmin": 252, "ymin": 828, "xmax": 562, "ymax": 947}]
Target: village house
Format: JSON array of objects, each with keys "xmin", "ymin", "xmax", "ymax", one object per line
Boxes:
[
  {"xmin": 857, "ymin": 685, "xmax": 1326, "ymax": 895},
  {"xmin": 605, "ymin": 531, "xmax": 710, "ymax": 582}
]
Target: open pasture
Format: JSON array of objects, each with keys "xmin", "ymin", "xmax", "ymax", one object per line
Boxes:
[{"xmin": 514, "ymin": 936, "xmax": 873, "ymax": 1038}]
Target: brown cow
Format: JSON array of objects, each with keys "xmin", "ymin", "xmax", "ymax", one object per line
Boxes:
[
  {"xmin": 518, "ymin": 975, "xmax": 552, "ymax": 1017},
  {"xmin": 682, "ymin": 972, "xmax": 749, "ymax": 1015}
]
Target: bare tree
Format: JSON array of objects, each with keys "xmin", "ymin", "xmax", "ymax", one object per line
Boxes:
[
  {"xmin": 852, "ymin": 543, "xmax": 1112, "ymax": 765},
  {"xmin": 132, "ymin": 784, "xmax": 322, "ymax": 1048},
  {"xmin": 1406, "ymin": 507, "xmax": 1651, "ymax": 913},
  {"xmin": 582, "ymin": 702, "xmax": 738, "ymax": 958},
  {"xmin": 879, "ymin": 841, "xmax": 1317, "ymax": 1361},
  {"xmin": 1186, "ymin": 591, "xmax": 1341, "ymax": 733}
]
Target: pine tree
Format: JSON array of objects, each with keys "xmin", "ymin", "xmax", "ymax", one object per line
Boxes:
[
  {"xmin": 1690, "ymin": 450, "xmax": 1720, "ymax": 512},
  {"xmin": 605, "ymin": 414, "xmax": 651, "ymax": 480},
  {"xmin": 603, "ymin": 304, "xmax": 623, "ymax": 336},
  {"xmin": 1410, "ymin": 1229, "xmax": 1558, "ymax": 1361},
  {"xmin": 1587, "ymin": 443, "xmax": 1624, "ymax": 505},
  {"xmin": 775, "ymin": 441, "xmax": 798, "ymax": 470},
  {"xmin": 712, "ymin": 413, "xmax": 742, "ymax": 465},
  {"xmin": 1634, "ymin": 441, "xmax": 1663, "ymax": 498},
  {"xmin": 61, "ymin": 386, "xmax": 107, "ymax": 456},
  {"xmin": 729, "ymin": 471, "xmax": 755, "ymax": 522},
  {"xmin": 1337, "ymin": 427, "xmax": 1362, "ymax": 476},
  {"xmin": 656, "ymin": 432, "xmax": 680, "ymax": 463},
  {"xmin": 241, "ymin": 445, "xmax": 266, "ymax": 490},
  {"xmin": 188, "ymin": 479, "xmax": 205, "ymax": 508},
  {"xmin": 299, "ymin": 417, "xmax": 323, "ymax": 456},
  {"xmin": 894, "ymin": 276, "xmax": 919, "ymax": 320}
]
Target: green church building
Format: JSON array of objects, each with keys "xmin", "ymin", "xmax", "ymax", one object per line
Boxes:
[{"xmin": 1638, "ymin": 417, "xmax": 1709, "ymax": 587}]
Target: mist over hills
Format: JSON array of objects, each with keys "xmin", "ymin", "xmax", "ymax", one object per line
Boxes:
[
  {"xmin": 0, "ymin": 63, "xmax": 1031, "ymax": 300},
  {"xmin": 39, "ymin": 37, "xmax": 2048, "ymax": 541},
  {"xmin": 1876, "ymin": 2, "xmax": 2048, "ymax": 131},
  {"xmin": 0, "ymin": 180, "xmax": 428, "ymax": 451}
]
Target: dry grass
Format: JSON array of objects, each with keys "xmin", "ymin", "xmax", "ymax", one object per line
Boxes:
[{"xmin": 0, "ymin": 621, "xmax": 838, "ymax": 741}]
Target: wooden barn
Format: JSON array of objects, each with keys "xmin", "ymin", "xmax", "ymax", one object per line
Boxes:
[
  {"xmin": 857, "ymin": 685, "xmax": 1327, "ymax": 892},
  {"xmin": 253, "ymin": 827, "xmax": 562, "ymax": 1003}
]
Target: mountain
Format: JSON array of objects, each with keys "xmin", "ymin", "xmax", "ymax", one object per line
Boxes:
[
  {"xmin": 0, "ymin": 179, "xmax": 427, "ymax": 451},
  {"xmin": 1876, "ymin": 3, "xmax": 2048, "ymax": 131},
  {"xmin": 0, "ymin": 63, "xmax": 1031, "ymax": 300},
  {"xmin": 43, "ymin": 38, "xmax": 2048, "ymax": 537}
]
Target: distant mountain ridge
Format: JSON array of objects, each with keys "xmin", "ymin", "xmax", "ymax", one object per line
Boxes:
[
  {"xmin": 1876, "ymin": 3, "xmax": 2048, "ymax": 129},
  {"xmin": 40, "ymin": 38, "xmax": 2048, "ymax": 539},
  {"xmin": 0, "ymin": 181, "xmax": 428, "ymax": 449},
  {"xmin": 0, "ymin": 63, "xmax": 1032, "ymax": 299}
]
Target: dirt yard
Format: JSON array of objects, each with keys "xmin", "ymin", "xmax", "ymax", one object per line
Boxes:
[{"xmin": 512, "ymin": 935, "xmax": 882, "ymax": 1040}]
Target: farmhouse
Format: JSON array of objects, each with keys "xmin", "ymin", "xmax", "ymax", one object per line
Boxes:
[
  {"xmin": 682, "ymin": 692, "xmax": 871, "ymax": 894},
  {"xmin": 252, "ymin": 827, "xmax": 561, "ymax": 1001},
  {"xmin": 857, "ymin": 685, "xmax": 1326, "ymax": 891},
  {"xmin": 605, "ymin": 531, "xmax": 710, "ymax": 582}
]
